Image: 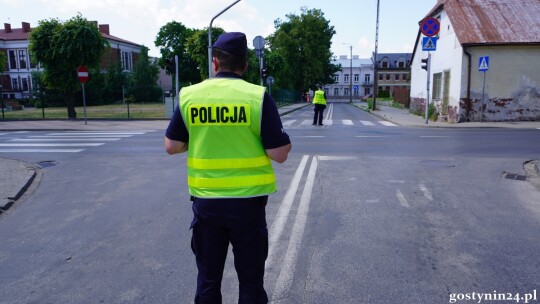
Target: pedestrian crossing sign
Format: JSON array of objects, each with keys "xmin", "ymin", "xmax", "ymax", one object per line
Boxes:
[
  {"xmin": 478, "ymin": 56, "xmax": 489, "ymax": 71},
  {"xmin": 422, "ymin": 37, "xmax": 437, "ymax": 51}
]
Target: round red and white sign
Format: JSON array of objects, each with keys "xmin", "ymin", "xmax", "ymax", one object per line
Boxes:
[{"xmin": 77, "ymin": 66, "xmax": 89, "ymax": 83}]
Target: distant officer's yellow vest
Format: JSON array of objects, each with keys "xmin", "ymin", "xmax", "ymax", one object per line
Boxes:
[
  {"xmin": 313, "ymin": 90, "xmax": 326, "ymax": 105},
  {"xmin": 179, "ymin": 78, "xmax": 277, "ymax": 198}
]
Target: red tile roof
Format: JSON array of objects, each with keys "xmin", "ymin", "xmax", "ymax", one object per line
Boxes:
[
  {"xmin": 425, "ymin": 0, "xmax": 540, "ymax": 45},
  {"xmin": 0, "ymin": 23, "xmax": 141, "ymax": 47}
]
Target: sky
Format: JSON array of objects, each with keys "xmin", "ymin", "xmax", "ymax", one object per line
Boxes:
[{"xmin": 1, "ymin": 0, "xmax": 437, "ymax": 59}]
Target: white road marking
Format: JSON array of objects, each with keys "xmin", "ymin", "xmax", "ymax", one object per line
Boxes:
[
  {"xmin": 318, "ymin": 156, "xmax": 357, "ymax": 161},
  {"xmin": 267, "ymin": 155, "xmax": 309, "ymax": 269},
  {"xmin": 378, "ymin": 121, "xmax": 397, "ymax": 126},
  {"xmin": 419, "ymin": 183, "xmax": 433, "ymax": 201},
  {"xmin": 322, "ymin": 119, "xmax": 333, "ymax": 125},
  {"xmin": 10, "ymin": 138, "xmax": 121, "ymax": 142},
  {"xmin": 272, "ymin": 156, "xmax": 318, "ymax": 300},
  {"xmin": 0, "ymin": 149, "xmax": 84, "ymax": 153},
  {"xmin": 282, "ymin": 119, "xmax": 296, "ymax": 127},
  {"xmin": 0, "ymin": 143, "xmax": 104, "ymax": 147},
  {"xmin": 355, "ymin": 135, "xmax": 386, "ymax": 138},
  {"xmin": 420, "ymin": 136, "xmax": 450, "ymax": 138},
  {"xmin": 396, "ymin": 189, "xmax": 410, "ymax": 207},
  {"xmin": 342, "ymin": 119, "xmax": 354, "ymax": 125},
  {"xmin": 360, "ymin": 121, "xmax": 375, "ymax": 126}
]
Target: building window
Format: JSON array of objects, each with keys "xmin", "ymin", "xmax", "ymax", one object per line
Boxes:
[
  {"xmin": 365, "ymin": 87, "xmax": 371, "ymax": 95},
  {"xmin": 379, "ymin": 74, "xmax": 384, "ymax": 80},
  {"xmin": 121, "ymin": 51, "xmax": 133, "ymax": 70},
  {"xmin": 353, "ymin": 86, "xmax": 359, "ymax": 96},
  {"xmin": 344, "ymin": 88, "xmax": 350, "ymax": 96},
  {"xmin": 22, "ymin": 78, "xmax": 29, "ymax": 91},
  {"xmin": 12, "ymin": 78, "xmax": 19, "ymax": 91},
  {"xmin": 344, "ymin": 74, "xmax": 349, "ymax": 82},
  {"xmin": 386, "ymin": 74, "xmax": 390, "ymax": 80},
  {"xmin": 397, "ymin": 57, "xmax": 406, "ymax": 68},
  {"xmin": 333, "ymin": 74, "xmax": 339, "ymax": 82},
  {"xmin": 381, "ymin": 57, "xmax": 390, "ymax": 68},
  {"xmin": 403, "ymin": 74, "xmax": 408, "ymax": 81},
  {"xmin": 354, "ymin": 74, "xmax": 359, "ymax": 82},
  {"xmin": 8, "ymin": 50, "xmax": 17, "ymax": 70},
  {"xmin": 364, "ymin": 74, "xmax": 371, "ymax": 84},
  {"xmin": 433, "ymin": 72, "xmax": 442, "ymax": 100},
  {"xmin": 29, "ymin": 52, "xmax": 38, "ymax": 69},
  {"xmin": 18, "ymin": 50, "xmax": 28, "ymax": 70},
  {"xmin": 324, "ymin": 88, "xmax": 329, "ymax": 96},
  {"xmin": 334, "ymin": 88, "xmax": 339, "ymax": 96}
]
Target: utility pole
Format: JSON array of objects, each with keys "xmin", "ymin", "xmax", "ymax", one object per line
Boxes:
[
  {"xmin": 372, "ymin": 0, "xmax": 380, "ymax": 111},
  {"xmin": 349, "ymin": 45, "xmax": 353, "ymax": 103}
]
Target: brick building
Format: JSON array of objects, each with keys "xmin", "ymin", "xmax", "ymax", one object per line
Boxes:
[{"xmin": 0, "ymin": 21, "xmax": 141, "ymax": 101}]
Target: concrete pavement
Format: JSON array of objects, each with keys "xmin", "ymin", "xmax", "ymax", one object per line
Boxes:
[{"xmin": 1, "ymin": 101, "xmax": 539, "ymax": 214}]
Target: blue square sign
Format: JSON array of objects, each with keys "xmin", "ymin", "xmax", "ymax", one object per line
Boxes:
[
  {"xmin": 422, "ymin": 37, "xmax": 437, "ymax": 51},
  {"xmin": 479, "ymin": 56, "xmax": 489, "ymax": 71}
]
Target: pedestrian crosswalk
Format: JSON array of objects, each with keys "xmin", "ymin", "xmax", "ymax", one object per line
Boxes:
[
  {"xmin": 0, "ymin": 130, "xmax": 155, "ymax": 153},
  {"xmin": 282, "ymin": 119, "xmax": 397, "ymax": 127}
]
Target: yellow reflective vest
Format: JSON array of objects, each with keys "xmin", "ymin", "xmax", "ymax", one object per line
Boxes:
[
  {"xmin": 312, "ymin": 90, "xmax": 326, "ymax": 105},
  {"xmin": 179, "ymin": 78, "xmax": 277, "ymax": 198}
]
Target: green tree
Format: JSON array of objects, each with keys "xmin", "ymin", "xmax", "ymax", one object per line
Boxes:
[
  {"xmin": 267, "ymin": 7, "xmax": 340, "ymax": 92},
  {"xmin": 105, "ymin": 61, "xmax": 127, "ymax": 102},
  {"xmin": 126, "ymin": 46, "xmax": 161, "ymax": 102},
  {"xmin": 29, "ymin": 14, "xmax": 109, "ymax": 118},
  {"xmin": 155, "ymin": 21, "xmax": 200, "ymax": 87},
  {"xmin": 0, "ymin": 51, "xmax": 7, "ymax": 72},
  {"xmin": 185, "ymin": 27, "xmax": 225, "ymax": 80}
]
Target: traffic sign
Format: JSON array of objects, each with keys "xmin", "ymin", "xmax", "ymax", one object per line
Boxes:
[
  {"xmin": 420, "ymin": 17, "xmax": 440, "ymax": 37},
  {"xmin": 77, "ymin": 66, "xmax": 89, "ymax": 83},
  {"xmin": 253, "ymin": 36, "xmax": 265, "ymax": 50},
  {"xmin": 478, "ymin": 56, "xmax": 489, "ymax": 72},
  {"xmin": 266, "ymin": 76, "xmax": 274, "ymax": 85},
  {"xmin": 422, "ymin": 37, "xmax": 438, "ymax": 51}
]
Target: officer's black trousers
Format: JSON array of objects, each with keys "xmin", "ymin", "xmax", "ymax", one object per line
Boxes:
[
  {"xmin": 313, "ymin": 104, "xmax": 326, "ymax": 125},
  {"xmin": 191, "ymin": 196, "xmax": 269, "ymax": 304}
]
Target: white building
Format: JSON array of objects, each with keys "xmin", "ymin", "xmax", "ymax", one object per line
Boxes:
[
  {"xmin": 410, "ymin": 0, "xmax": 540, "ymax": 123},
  {"xmin": 324, "ymin": 55, "xmax": 373, "ymax": 102}
]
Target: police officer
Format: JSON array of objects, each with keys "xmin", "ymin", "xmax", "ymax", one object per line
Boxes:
[
  {"xmin": 164, "ymin": 32, "xmax": 291, "ymax": 304},
  {"xmin": 312, "ymin": 87, "xmax": 327, "ymax": 125}
]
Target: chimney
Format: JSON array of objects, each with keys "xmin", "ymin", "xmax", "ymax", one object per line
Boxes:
[
  {"xmin": 4, "ymin": 23, "xmax": 11, "ymax": 33},
  {"xmin": 22, "ymin": 22, "xmax": 31, "ymax": 33},
  {"xmin": 99, "ymin": 24, "xmax": 110, "ymax": 35}
]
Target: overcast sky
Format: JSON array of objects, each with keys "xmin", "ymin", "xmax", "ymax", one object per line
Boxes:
[{"xmin": 1, "ymin": 0, "xmax": 437, "ymax": 58}]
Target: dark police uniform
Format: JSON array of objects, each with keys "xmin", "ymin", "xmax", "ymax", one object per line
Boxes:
[{"xmin": 165, "ymin": 34, "xmax": 290, "ymax": 304}]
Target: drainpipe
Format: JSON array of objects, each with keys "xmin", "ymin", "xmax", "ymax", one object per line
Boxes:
[{"xmin": 463, "ymin": 46, "xmax": 472, "ymax": 121}]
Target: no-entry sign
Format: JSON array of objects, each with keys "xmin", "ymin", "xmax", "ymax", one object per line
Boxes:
[{"xmin": 77, "ymin": 66, "xmax": 89, "ymax": 83}]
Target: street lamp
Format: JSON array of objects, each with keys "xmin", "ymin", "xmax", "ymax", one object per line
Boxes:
[
  {"xmin": 208, "ymin": 0, "xmax": 242, "ymax": 78},
  {"xmin": 342, "ymin": 43, "xmax": 353, "ymax": 103}
]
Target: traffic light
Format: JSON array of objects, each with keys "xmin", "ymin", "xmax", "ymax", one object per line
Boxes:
[
  {"xmin": 165, "ymin": 58, "xmax": 175, "ymax": 74},
  {"xmin": 261, "ymin": 67, "xmax": 269, "ymax": 78},
  {"xmin": 421, "ymin": 57, "xmax": 429, "ymax": 71}
]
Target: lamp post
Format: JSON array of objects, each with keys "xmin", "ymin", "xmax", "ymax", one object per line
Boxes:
[
  {"xmin": 372, "ymin": 0, "xmax": 380, "ymax": 111},
  {"xmin": 208, "ymin": 0, "xmax": 242, "ymax": 78}
]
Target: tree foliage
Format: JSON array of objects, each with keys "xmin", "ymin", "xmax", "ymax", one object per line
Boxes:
[
  {"xmin": 126, "ymin": 46, "xmax": 162, "ymax": 102},
  {"xmin": 185, "ymin": 27, "xmax": 225, "ymax": 81},
  {"xmin": 267, "ymin": 7, "xmax": 340, "ymax": 92},
  {"xmin": 29, "ymin": 14, "xmax": 109, "ymax": 118},
  {"xmin": 155, "ymin": 21, "xmax": 200, "ymax": 86}
]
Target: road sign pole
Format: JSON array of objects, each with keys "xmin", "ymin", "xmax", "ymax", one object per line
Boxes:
[
  {"xmin": 82, "ymin": 83, "xmax": 87, "ymax": 125},
  {"xmin": 425, "ymin": 52, "xmax": 431, "ymax": 124},
  {"xmin": 481, "ymin": 71, "xmax": 486, "ymax": 123}
]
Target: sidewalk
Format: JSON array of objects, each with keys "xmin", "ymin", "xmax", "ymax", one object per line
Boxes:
[{"xmin": 1, "ymin": 101, "xmax": 538, "ymax": 214}]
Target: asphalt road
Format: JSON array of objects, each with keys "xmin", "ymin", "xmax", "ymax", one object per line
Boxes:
[{"xmin": 1, "ymin": 103, "xmax": 539, "ymax": 304}]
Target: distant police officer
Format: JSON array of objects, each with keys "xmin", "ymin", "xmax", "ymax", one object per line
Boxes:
[
  {"xmin": 164, "ymin": 32, "xmax": 291, "ymax": 304},
  {"xmin": 312, "ymin": 87, "xmax": 327, "ymax": 125}
]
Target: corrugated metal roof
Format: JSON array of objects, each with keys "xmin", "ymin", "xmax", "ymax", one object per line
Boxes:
[{"xmin": 428, "ymin": 0, "xmax": 540, "ymax": 45}]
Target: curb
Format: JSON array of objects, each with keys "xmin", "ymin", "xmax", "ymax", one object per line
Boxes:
[{"xmin": 0, "ymin": 160, "xmax": 38, "ymax": 214}]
